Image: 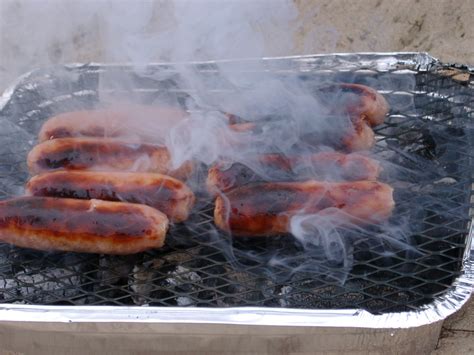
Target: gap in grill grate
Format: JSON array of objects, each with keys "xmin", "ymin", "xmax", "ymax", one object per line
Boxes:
[{"xmin": 0, "ymin": 60, "xmax": 472, "ymax": 314}]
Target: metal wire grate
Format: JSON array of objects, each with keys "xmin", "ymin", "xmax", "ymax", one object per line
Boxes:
[{"xmin": 0, "ymin": 54, "xmax": 472, "ymax": 314}]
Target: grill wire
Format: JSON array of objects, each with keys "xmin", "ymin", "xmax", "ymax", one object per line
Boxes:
[{"xmin": 0, "ymin": 56, "xmax": 472, "ymax": 314}]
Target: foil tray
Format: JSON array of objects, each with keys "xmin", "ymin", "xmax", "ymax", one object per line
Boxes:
[{"xmin": 0, "ymin": 52, "xmax": 472, "ymax": 353}]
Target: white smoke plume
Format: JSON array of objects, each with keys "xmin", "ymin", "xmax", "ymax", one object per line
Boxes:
[{"xmin": 0, "ymin": 0, "xmax": 304, "ymax": 87}]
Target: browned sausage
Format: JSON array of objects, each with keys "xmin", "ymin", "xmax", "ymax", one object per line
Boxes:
[
  {"xmin": 38, "ymin": 105, "xmax": 188, "ymax": 143},
  {"xmin": 26, "ymin": 171, "xmax": 195, "ymax": 222},
  {"xmin": 340, "ymin": 118, "xmax": 375, "ymax": 151},
  {"xmin": 27, "ymin": 137, "xmax": 193, "ymax": 180},
  {"xmin": 0, "ymin": 197, "xmax": 169, "ymax": 254},
  {"xmin": 225, "ymin": 84, "xmax": 388, "ymax": 128},
  {"xmin": 207, "ymin": 152, "xmax": 381, "ymax": 194},
  {"xmin": 228, "ymin": 119, "xmax": 375, "ymax": 152},
  {"xmin": 214, "ymin": 181, "xmax": 394, "ymax": 236},
  {"xmin": 224, "ymin": 83, "xmax": 387, "ymax": 151},
  {"xmin": 311, "ymin": 83, "xmax": 388, "ymax": 150},
  {"xmin": 227, "ymin": 113, "xmax": 375, "ymax": 152},
  {"xmin": 315, "ymin": 83, "xmax": 389, "ymax": 127}
]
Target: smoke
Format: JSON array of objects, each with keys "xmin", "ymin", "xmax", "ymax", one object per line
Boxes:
[
  {"xmin": 0, "ymin": 0, "xmax": 423, "ymax": 285},
  {"xmin": 0, "ymin": 0, "xmax": 98, "ymax": 87},
  {"xmin": 0, "ymin": 0, "xmax": 303, "ymax": 88}
]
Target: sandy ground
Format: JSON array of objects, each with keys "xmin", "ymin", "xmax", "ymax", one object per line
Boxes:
[
  {"xmin": 433, "ymin": 298, "xmax": 474, "ymax": 354},
  {"xmin": 0, "ymin": 1, "xmax": 473, "ymax": 354},
  {"xmin": 295, "ymin": 0, "xmax": 474, "ymax": 65}
]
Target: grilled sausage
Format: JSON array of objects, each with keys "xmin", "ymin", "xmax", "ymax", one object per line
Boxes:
[
  {"xmin": 310, "ymin": 82, "xmax": 389, "ymax": 150},
  {"xmin": 228, "ymin": 115, "xmax": 375, "ymax": 152},
  {"xmin": 340, "ymin": 118, "xmax": 375, "ymax": 151},
  {"xmin": 224, "ymin": 83, "xmax": 387, "ymax": 151},
  {"xmin": 26, "ymin": 171, "xmax": 195, "ymax": 222},
  {"xmin": 207, "ymin": 152, "xmax": 381, "ymax": 194},
  {"xmin": 214, "ymin": 181, "xmax": 394, "ymax": 236},
  {"xmin": 27, "ymin": 137, "xmax": 193, "ymax": 180},
  {"xmin": 225, "ymin": 84, "xmax": 388, "ymax": 128},
  {"xmin": 0, "ymin": 197, "xmax": 169, "ymax": 254},
  {"xmin": 38, "ymin": 105, "xmax": 188, "ymax": 143},
  {"xmin": 314, "ymin": 83, "xmax": 389, "ymax": 127}
]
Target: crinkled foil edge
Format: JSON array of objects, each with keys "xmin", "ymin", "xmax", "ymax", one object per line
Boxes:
[{"xmin": 0, "ymin": 52, "xmax": 472, "ymax": 329}]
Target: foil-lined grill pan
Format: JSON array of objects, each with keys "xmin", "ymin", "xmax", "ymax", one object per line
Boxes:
[{"xmin": 0, "ymin": 53, "xmax": 472, "ymax": 330}]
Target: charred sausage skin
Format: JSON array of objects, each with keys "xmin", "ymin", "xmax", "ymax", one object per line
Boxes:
[
  {"xmin": 214, "ymin": 181, "xmax": 394, "ymax": 236},
  {"xmin": 26, "ymin": 171, "xmax": 195, "ymax": 222},
  {"xmin": 0, "ymin": 197, "xmax": 169, "ymax": 254},
  {"xmin": 27, "ymin": 137, "xmax": 193, "ymax": 180},
  {"xmin": 207, "ymin": 152, "xmax": 381, "ymax": 194}
]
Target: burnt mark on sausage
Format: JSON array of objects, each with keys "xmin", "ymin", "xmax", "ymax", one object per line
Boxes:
[
  {"xmin": 208, "ymin": 153, "xmax": 380, "ymax": 193},
  {"xmin": 0, "ymin": 197, "xmax": 156, "ymax": 238},
  {"xmin": 29, "ymin": 138, "xmax": 169, "ymax": 172},
  {"xmin": 216, "ymin": 181, "xmax": 394, "ymax": 236},
  {"xmin": 26, "ymin": 171, "xmax": 194, "ymax": 222},
  {"xmin": 45, "ymin": 126, "xmax": 108, "ymax": 140}
]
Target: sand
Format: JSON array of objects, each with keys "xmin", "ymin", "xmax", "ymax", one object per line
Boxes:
[{"xmin": 294, "ymin": 0, "xmax": 473, "ymax": 65}]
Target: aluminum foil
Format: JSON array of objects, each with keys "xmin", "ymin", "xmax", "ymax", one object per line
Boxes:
[{"xmin": 0, "ymin": 52, "xmax": 472, "ymax": 329}]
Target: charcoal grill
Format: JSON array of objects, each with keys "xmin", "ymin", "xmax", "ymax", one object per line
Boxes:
[{"xmin": 0, "ymin": 53, "xmax": 472, "ymax": 354}]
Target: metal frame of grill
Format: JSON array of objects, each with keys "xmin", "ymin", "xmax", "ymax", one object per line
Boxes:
[{"xmin": 0, "ymin": 53, "xmax": 472, "ymax": 337}]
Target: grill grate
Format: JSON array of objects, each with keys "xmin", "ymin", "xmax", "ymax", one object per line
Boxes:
[{"xmin": 0, "ymin": 55, "xmax": 472, "ymax": 314}]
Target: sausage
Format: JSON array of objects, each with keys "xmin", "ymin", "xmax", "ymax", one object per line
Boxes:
[
  {"xmin": 38, "ymin": 105, "xmax": 189, "ymax": 143},
  {"xmin": 340, "ymin": 118, "xmax": 375, "ymax": 151},
  {"xmin": 207, "ymin": 152, "xmax": 381, "ymax": 194},
  {"xmin": 27, "ymin": 137, "xmax": 193, "ymax": 180},
  {"xmin": 214, "ymin": 181, "xmax": 394, "ymax": 236},
  {"xmin": 0, "ymin": 197, "xmax": 169, "ymax": 254},
  {"xmin": 297, "ymin": 114, "xmax": 376, "ymax": 151},
  {"xmin": 228, "ymin": 119, "xmax": 375, "ymax": 152},
  {"xmin": 229, "ymin": 122, "xmax": 257, "ymax": 133},
  {"xmin": 227, "ymin": 113, "xmax": 376, "ymax": 152},
  {"xmin": 314, "ymin": 83, "xmax": 389, "ymax": 127},
  {"xmin": 224, "ymin": 83, "xmax": 387, "ymax": 152},
  {"xmin": 26, "ymin": 171, "xmax": 195, "ymax": 222},
  {"xmin": 225, "ymin": 84, "xmax": 388, "ymax": 128},
  {"xmin": 310, "ymin": 82, "xmax": 388, "ymax": 150}
]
